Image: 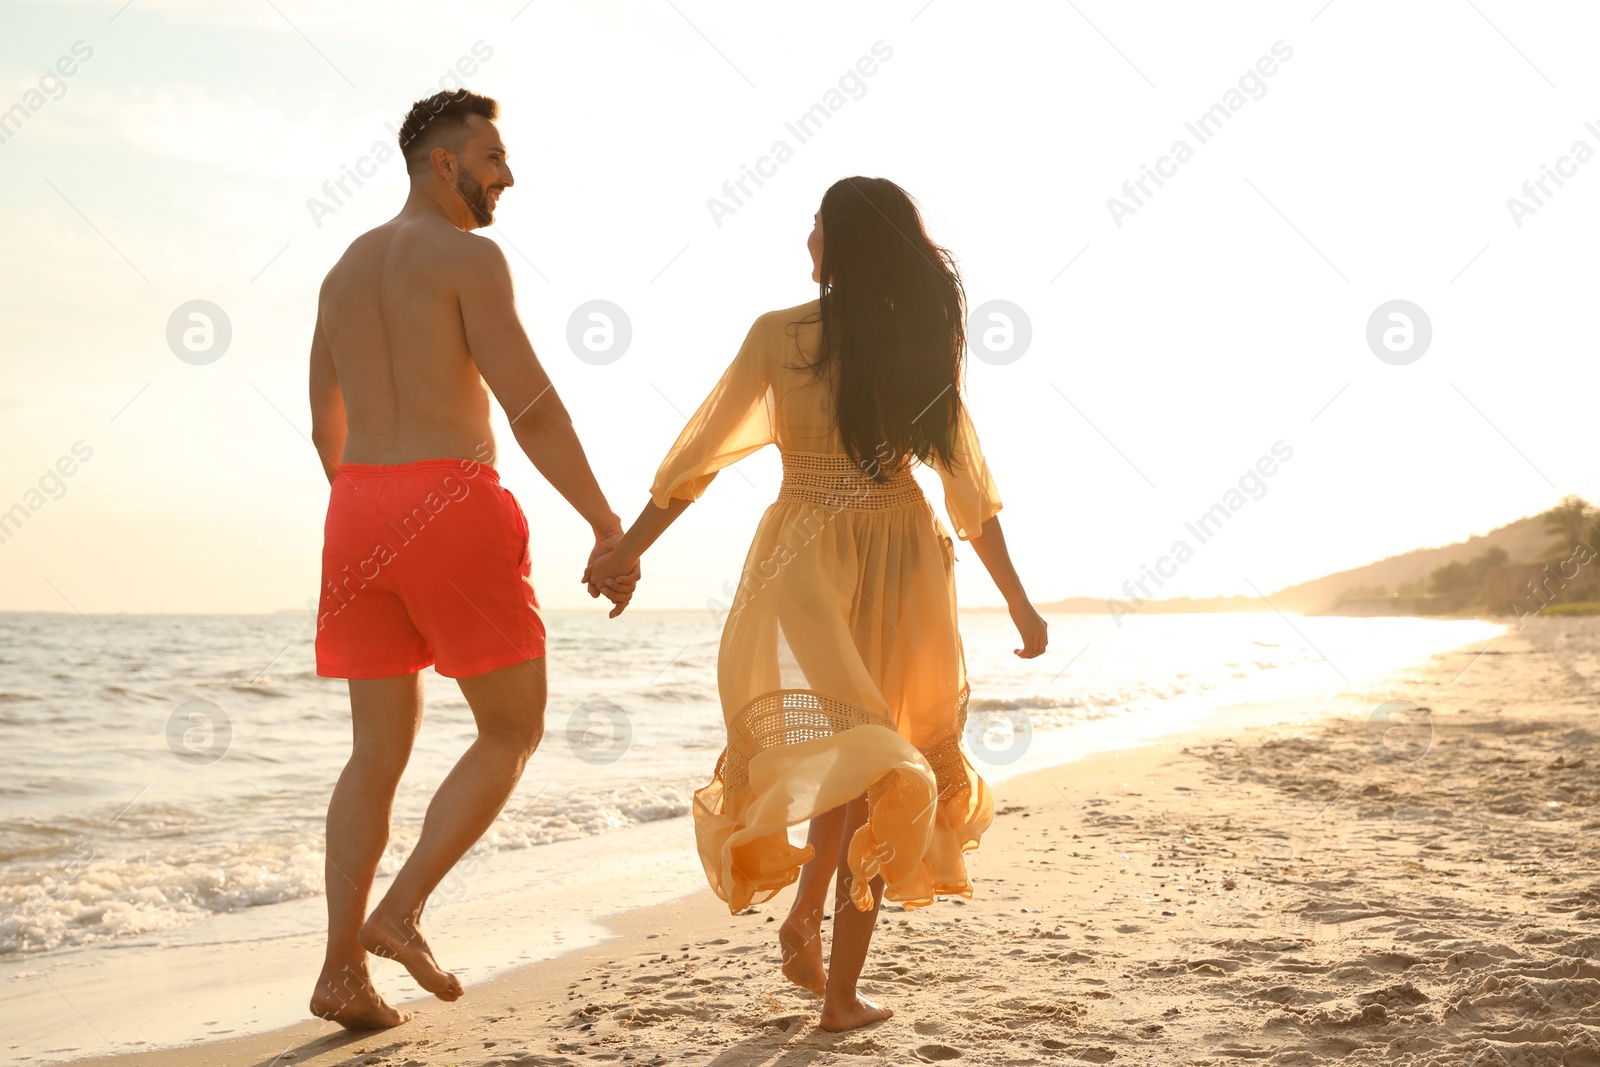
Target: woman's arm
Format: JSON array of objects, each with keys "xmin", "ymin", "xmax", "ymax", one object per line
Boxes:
[
  {"xmin": 966, "ymin": 515, "xmax": 1049, "ymax": 658},
  {"xmin": 582, "ymin": 496, "xmax": 694, "ymax": 616}
]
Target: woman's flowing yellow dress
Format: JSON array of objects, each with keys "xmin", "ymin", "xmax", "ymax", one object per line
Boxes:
[{"xmin": 649, "ymin": 299, "xmax": 1002, "ymax": 914}]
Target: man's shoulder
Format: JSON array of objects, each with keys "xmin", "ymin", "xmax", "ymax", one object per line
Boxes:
[
  {"xmin": 405, "ymin": 218, "xmax": 504, "ymax": 268},
  {"xmin": 396, "ymin": 224, "xmax": 508, "ymax": 294},
  {"xmin": 319, "ymin": 222, "xmax": 504, "ymax": 307},
  {"xmin": 359, "ymin": 216, "xmax": 503, "ymax": 265}
]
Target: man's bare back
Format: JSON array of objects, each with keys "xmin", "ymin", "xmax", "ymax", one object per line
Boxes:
[{"xmin": 316, "ymin": 217, "xmax": 500, "ymax": 466}]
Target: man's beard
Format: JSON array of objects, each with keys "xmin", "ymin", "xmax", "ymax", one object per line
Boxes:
[{"xmin": 455, "ymin": 169, "xmax": 496, "ymax": 227}]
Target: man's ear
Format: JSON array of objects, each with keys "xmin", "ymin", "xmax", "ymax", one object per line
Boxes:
[{"xmin": 429, "ymin": 145, "xmax": 455, "ymax": 181}]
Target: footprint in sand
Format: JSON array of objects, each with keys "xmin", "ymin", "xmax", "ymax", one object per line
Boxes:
[{"xmin": 914, "ymin": 1044, "xmax": 964, "ymax": 1061}]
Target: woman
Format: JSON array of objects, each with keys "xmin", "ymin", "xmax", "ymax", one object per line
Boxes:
[{"xmin": 585, "ymin": 176, "xmax": 1048, "ymax": 1032}]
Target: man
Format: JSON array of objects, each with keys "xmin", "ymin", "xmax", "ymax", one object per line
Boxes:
[{"xmin": 306, "ymin": 88, "xmax": 636, "ymax": 1029}]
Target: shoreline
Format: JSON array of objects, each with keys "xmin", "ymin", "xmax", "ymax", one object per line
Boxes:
[
  {"xmin": 2, "ymin": 612, "xmax": 1498, "ymax": 1060},
  {"xmin": 51, "ymin": 731, "xmax": 1195, "ymax": 1067},
  {"xmin": 46, "ymin": 617, "xmax": 1561, "ymax": 1067},
  {"xmin": 48, "ymin": 616, "xmax": 1593, "ymax": 1066}
]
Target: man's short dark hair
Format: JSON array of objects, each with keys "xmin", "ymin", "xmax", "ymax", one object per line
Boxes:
[{"xmin": 398, "ymin": 89, "xmax": 499, "ymax": 176}]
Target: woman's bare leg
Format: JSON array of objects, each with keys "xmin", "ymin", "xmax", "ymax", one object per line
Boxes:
[
  {"xmin": 779, "ymin": 804, "xmax": 845, "ymax": 994},
  {"xmin": 820, "ymin": 794, "xmax": 893, "ymax": 1031}
]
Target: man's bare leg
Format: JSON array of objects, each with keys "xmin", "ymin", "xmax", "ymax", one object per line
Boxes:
[
  {"xmin": 820, "ymin": 793, "xmax": 893, "ymax": 1032},
  {"xmin": 780, "ymin": 805, "xmax": 844, "ymax": 995},
  {"xmin": 360, "ymin": 657, "xmax": 547, "ymax": 1000},
  {"xmin": 311, "ymin": 673, "xmax": 424, "ymax": 1029}
]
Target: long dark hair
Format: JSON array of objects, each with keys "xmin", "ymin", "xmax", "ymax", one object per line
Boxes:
[{"xmin": 800, "ymin": 177, "xmax": 966, "ymax": 478}]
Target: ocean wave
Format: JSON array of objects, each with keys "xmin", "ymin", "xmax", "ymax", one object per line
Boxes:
[
  {"xmin": 100, "ymin": 685, "xmax": 161, "ymax": 701},
  {"xmin": 0, "ymin": 782, "xmax": 696, "ymax": 957},
  {"xmin": 0, "ymin": 841, "xmax": 326, "ymax": 956},
  {"xmin": 964, "ymin": 649, "xmax": 1324, "ymax": 732},
  {"xmin": 638, "ymin": 683, "xmax": 718, "ymax": 704},
  {"xmin": 228, "ymin": 683, "xmax": 291, "ymax": 698},
  {"xmin": 491, "ymin": 784, "xmax": 694, "ymax": 849}
]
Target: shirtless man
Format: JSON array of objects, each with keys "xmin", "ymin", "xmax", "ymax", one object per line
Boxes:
[{"xmin": 306, "ymin": 89, "xmax": 636, "ymax": 1029}]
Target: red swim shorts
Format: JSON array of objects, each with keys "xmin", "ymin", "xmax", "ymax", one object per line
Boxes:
[{"xmin": 314, "ymin": 458, "xmax": 546, "ymax": 679}]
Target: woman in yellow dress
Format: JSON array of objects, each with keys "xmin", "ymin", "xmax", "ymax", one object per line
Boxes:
[{"xmin": 585, "ymin": 176, "xmax": 1049, "ymax": 1032}]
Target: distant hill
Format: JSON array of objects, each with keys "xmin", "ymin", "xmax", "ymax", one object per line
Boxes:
[
  {"xmin": 1268, "ymin": 514, "xmax": 1557, "ymax": 615},
  {"xmin": 1038, "ymin": 511, "xmax": 1566, "ymax": 617}
]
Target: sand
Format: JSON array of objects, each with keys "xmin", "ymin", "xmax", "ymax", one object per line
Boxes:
[{"xmin": 57, "ymin": 616, "xmax": 1600, "ymax": 1066}]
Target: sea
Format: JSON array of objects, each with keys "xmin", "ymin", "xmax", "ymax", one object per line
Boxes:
[{"xmin": 0, "ymin": 607, "xmax": 1501, "ymax": 1060}]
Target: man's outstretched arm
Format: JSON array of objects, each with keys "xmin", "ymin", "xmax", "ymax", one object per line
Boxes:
[
  {"xmin": 457, "ymin": 237, "xmax": 628, "ymax": 551},
  {"xmin": 308, "ymin": 313, "xmax": 347, "ymax": 486}
]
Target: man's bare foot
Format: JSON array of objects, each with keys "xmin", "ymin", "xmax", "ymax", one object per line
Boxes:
[
  {"xmin": 359, "ymin": 909, "xmax": 464, "ymax": 1002},
  {"xmin": 819, "ymin": 993, "xmax": 894, "ymax": 1032},
  {"xmin": 309, "ymin": 962, "xmax": 415, "ymax": 1030},
  {"xmin": 778, "ymin": 916, "xmax": 826, "ymax": 995}
]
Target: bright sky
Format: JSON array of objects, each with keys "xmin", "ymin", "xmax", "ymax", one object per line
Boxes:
[{"xmin": 2, "ymin": 0, "xmax": 1596, "ymax": 614}]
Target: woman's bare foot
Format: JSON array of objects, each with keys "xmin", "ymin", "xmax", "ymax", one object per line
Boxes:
[
  {"xmin": 359, "ymin": 909, "xmax": 464, "ymax": 1002},
  {"xmin": 779, "ymin": 916, "xmax": 826, "ymax": 995},
  {"xmin": 819, "ymin": 993, "xmax": 894, "ymax": 1032},
  {"xmin": 309, "ymin": 963, "xmax": 414, "ymax": 1030}
]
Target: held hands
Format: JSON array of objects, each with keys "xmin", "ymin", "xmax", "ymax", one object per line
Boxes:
[
  {"xmin": 583, "ymin": 528, "xmax": 640, "ymax": 619},
  {"xmin": 1009, "ymin": 599, "xmax": 1049, "ymax": 659},
  {"xmin": 580, "ymin": 497, "xmax": 687, "ymax": 619}
]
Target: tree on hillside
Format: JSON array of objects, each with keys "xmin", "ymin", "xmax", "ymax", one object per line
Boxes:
[
  {"xmin": 1335, "ymin": 584, "xmax": 1390, "ymax": 604},
  {"xmin": 1541, "ymin": 495, "xmax": 1598, "ymax": 557},
  {"xmin": 1427, "ymin": 546, "xmax": 1509, "ymax": 610}
]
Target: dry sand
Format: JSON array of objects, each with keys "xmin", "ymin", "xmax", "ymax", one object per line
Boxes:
[{"xmin": 63, "ymin": 616, "xmax": 1600, "ymax": 1066}]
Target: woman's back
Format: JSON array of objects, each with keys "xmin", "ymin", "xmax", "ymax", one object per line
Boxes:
[
  {"xmin": 765, "ymin": 300, "xmax": 843, "ymax": 456},
  {"xmin": 649, "ymin": 298, "xmax": 1002, "ymax": 541}
]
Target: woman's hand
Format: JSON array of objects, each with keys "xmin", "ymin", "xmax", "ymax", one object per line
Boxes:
[
  {"xmin": 967, "ymin": 517, "xmax": 1046, "ymax": 658},
  {"xmin": 583, "ymin": 545, "xmax": 640, "ymax": 619},
  {"xmin": 580, "ymin": 497, "xmax": 693, "ymax": 619},
  {"xmin": 1008, "ymin": 599, "xmax": 1048, "ymax": 659}
]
